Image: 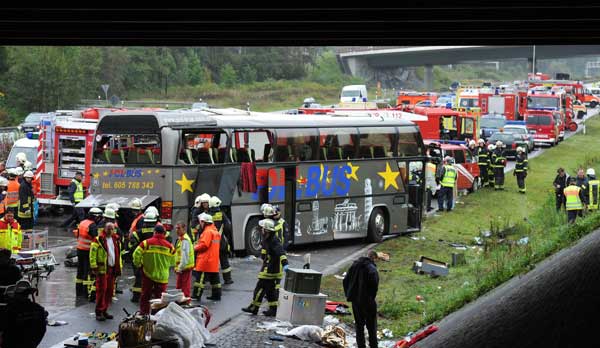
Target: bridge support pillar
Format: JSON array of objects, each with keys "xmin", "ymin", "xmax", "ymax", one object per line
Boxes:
[
  {"xmin": 424, "ymin": 64, "xmax": 434, "ymax": 91},
  {"xmin": 527, "ymin": 57, "xmax": 537, "ymax": 74}
]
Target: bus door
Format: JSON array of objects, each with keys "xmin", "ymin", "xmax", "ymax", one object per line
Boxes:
[
  {"xmin": 400, "ymin": 160, "xmax": 423, "ymax": 230},
  {"xmin": 267, "ymin": 166, "xmax": 303, "ymax": 246}
]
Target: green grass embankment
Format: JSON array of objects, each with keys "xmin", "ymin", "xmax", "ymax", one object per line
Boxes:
[{"xmin": 321, "ymin": 115, "xmax": 600, "ymax": 336}]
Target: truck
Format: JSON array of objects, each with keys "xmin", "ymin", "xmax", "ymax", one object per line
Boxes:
[
  {"xmin": 412, "ymin": 106, "xmax": 479, "ymax": 142},
  {"xmin": 396, "ymin": 91, "xmax": 438, "ymax": 110},
  {"xmin": 478, "ymin": 87, "xmax": 527, "ymax": 121}
]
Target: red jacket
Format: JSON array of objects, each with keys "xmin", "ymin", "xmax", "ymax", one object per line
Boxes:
[{"xmin": 194, "ymin": 224, "xmax": 220, "ymax": 273}]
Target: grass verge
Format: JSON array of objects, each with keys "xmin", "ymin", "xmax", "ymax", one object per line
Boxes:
[{"xmin": 320, "ymin": 115, "xmax": 600, "ymax": 336}]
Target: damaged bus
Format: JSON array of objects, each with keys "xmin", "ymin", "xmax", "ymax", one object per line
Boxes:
[{"xmin": 78, "ymin": 109, "xmax": 427, "ymax": 255}]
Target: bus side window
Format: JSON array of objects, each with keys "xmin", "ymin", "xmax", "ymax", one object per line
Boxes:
[
  {"xmin": 233, "ymin": 130, "xmax": 272, "ymax": 163},
  {"xmin": 275, "ymin": 128, "xmax": 318, "ymax": 162},
  {"xmin": 358, "ymin": 127, "xmax": 398, "ymax": 158},
  {"xmin": 397, "ymin": 126, "xmax": 421, "ymax": 156},
  {"xmin": 318, "ymin": 128, "xmax": 357, "ymax": 160}
]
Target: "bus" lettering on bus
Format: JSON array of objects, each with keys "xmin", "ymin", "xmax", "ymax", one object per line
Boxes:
[{"xmin": 304, "ymin": 165, "xmax": 351, "ymax": 197}]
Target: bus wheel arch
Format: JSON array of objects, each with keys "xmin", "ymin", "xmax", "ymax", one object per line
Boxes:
[
  {"xmin": 367, "ymin": 207, "xmax": 388, "ymax": 243},
  {"xmin": 244, "ymin": 216, "xmax": 263, "ymax": 257}
]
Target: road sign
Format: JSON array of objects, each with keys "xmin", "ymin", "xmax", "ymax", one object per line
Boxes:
[{"xmin": 101, "ymin": 84, "xmax": 109, "ymax": 94}]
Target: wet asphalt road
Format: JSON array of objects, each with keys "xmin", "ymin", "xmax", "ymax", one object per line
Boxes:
[{"xmin": 36, "ymin": 212, "xmax": 371, "ymax": 348}]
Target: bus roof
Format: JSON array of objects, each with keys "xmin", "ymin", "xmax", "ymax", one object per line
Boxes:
[{"xmin": 98, "ymin": 109, "xmax": 419, "ymax": 133}]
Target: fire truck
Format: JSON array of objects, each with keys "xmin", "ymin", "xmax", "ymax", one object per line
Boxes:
[
  {"xmin": 396, "ymin": 91, "xmax": 438, "ymax": 110},
  {"xmin": 478, "ymin": 87, "xmax": 527, "ymax": 121},
  {"xmin": 528, "ymin": 79, "xmax": 600, "ymax": 107},
  {"xmin": 35, "ymin": 112, "xmax": 99, "ymax": 208},
  {"xmin": 412, "ymin": 106, "xmax": 479, "ymax": 142},
  {"xmin": 526, "ymin": 87, "xmax": 574, "ymax": 141}
]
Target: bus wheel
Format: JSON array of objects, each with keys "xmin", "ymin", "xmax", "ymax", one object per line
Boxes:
[
  {"xmin": 244, "ymin": 217, "xmax": 263, "ymax": 257},
  {"xmin": 367, "ymin": 208, "xmax": 386, "ymax": 243}
]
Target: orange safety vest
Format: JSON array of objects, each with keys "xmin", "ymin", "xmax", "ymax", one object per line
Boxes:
[
  {"xmin": 129, "ymin": 213, "xmax": 144, "ymax": 235},
  {"xmin": 76, "ymin": 219, "xmax": 94, "ymax": 251},
  {"xmin": 0, "ymin": 196, "xmax": 6, "ymax": 216},
  {"xmin": 6, "ymin": 180, "xmax": 20, "ymax": 208}
]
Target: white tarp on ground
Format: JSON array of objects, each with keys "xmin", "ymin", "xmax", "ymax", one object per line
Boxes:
[{"xmin": 152, "ymin": 302, "xmax": 211, "ymax": 348}]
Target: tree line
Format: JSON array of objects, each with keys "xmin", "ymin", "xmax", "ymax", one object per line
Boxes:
[{"xmin": 0, "ymin": 47, "xmax": 356, "ymax": 124}]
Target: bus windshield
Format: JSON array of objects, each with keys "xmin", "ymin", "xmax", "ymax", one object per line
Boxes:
[
  {"xmin": 94, "ymin": 133, "xmax": 161, "ymax": 164},
  {"xmin": 528, "ymin": 96, "xmax": 559, "ymax": 109}
]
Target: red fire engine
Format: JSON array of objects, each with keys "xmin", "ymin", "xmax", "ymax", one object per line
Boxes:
[
  {"xmin": 528, "ymin": 79, "xmax": 600, "ymax": 107},
  {"xmin": 396, "ymin": 91, "xmax": 438, "ymax": 111},
  {"xmin": 412, "ymin": 106, "xmax": 479, "ymax": 142},
  {"xmin": 478, "ymin": 87, "xmax": 528, "ymax": 121}
]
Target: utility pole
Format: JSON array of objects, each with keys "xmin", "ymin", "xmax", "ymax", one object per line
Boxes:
[{"xmin": 532, "ymin": 45, "xmax": 536, "ymax": 74}]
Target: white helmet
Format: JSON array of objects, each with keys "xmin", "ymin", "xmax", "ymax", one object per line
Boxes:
[
  {"xmin": 478, "ymin": 138, "xmax": 485, "ymax": 144},
  {"xmin": 14, "ymin": 167, "xmax": 24, "ymax": 176},
  {"xmin": 262, "ymin": 204, "xmax": 275, "ymax": 217},
  {"xmin": 16, "ymin": 152, "xmax": 27, "ymax": 164},
  {"xmin": 145, "ymin": 206, "xmax": 159, "ymax": 217},
  {"xmin": 89, "ymin": 207, "xmax": 103, "ymax": 216},
  {"xmin": 488, "ymin": 144, "xmax": 495, "ymax": 151},
  {"xmin": 23, "ymin": 170, "xmax": 34, "ymax": 178},
  {"xmin": 587, "ymin": 168, "xmax": 596, "ymax": 176},
  {"xmin": 195, "ymin": 193, "xmax": 211, "ymax": 207},
  {"xmin": 516, "ymin": 147, "xmax": 524, "ymax": 153},
  {"xmin": 469, "ymin": 140, "xmax": 476, "ymax": 147},
  {"xmin": 495, "ymin": 140, "xmax": 503, "ymax": 147},
  {"xmin": 0, "ymin": 177, "xmax": 8, "ymax": 187},
  {"xmin": 209, "ymin": 196, "xmax": 222, "ymax": 208},
  {"xmin": 259, "ymin": 218, "xmax": 276, "ymax": 232},
  {"xmin": 198, "ymin": 212, "xmax": 213, "ymax": 224},
  {"xmin": 129, "ymin": 198, "xmax": 143, "ymax": 210},
  {"xmin": 103, "ymin": 207, "xmax": 116, "ymax": 219},
  {"xmin": 143, "ymin": 210, "xmax": 158, "ymax": 222},
  {"xmin": 6, "ymin": 168, "xmax": 16, "ymax": 176},
  {"xmin": 24, "ymin": 161, "xmax": 32, "ymax": 170}
]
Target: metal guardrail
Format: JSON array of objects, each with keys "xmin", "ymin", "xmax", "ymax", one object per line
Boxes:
[{"xmin": 79, "ymin": 99, "xmax": 195, "ymax": 108}]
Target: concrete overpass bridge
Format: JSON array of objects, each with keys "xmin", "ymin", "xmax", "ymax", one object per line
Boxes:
[{"xmin": 336, "ymin": 46, "xmax": 600, "ymax": 90}]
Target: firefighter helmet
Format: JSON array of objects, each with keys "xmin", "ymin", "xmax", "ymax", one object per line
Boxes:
[
  {"xmin": 262, "ymin": 204, "xmax": 275, "ymax": 217},
  {"xmin": 143, "ymin": 210, "xmax": 158, "ymax": 222},
  {"xmin": 14, "ymin": 167, "xmax": 24, "ymax": 176},
  {"xmin": 16, "ymin": 152, "xmax": 27, "ymax": 164},
  {"xmin": 103, "ymin": 207, "xmax": 116, "ymax": 219},
  {"xmin": 495, "ymin": 141, "xmax": 503, "ymax": 147},
  {"xmin": 478, "ymin": 138, "xmax": 485, "ymax": 144},
  {"xmin": 209, "ymin": 196, "xmax": 222, "ymax": 208},
  {"xmin": 89, "ymin": 207, "xmax": 103, "ymax": 216},
  {"xmin": 516, "ymin": 147, "xmax": 524, "ymax": 153},
  {"xmin": 587, "ymin": 168, "xmax": 596, "ymax": 176},
  {"xmin": 23, "ymin": 170, "xmax": 34, "ymax": 178},
  {"xmin": 259, "ymin": 218, "xmax": 276, "ymax": 232},
  {"xmin": 129, "ymin": 198, "xmax": 143, "ymax": 210},
  {"xmin": 145, "ymin": 206, "xmax": 159, "ymax": 217},
  {"xmin": 0, "ymin": 177, "xmax": 8, "ymax": 187},
  {"xmin": 24, "ymin": 161, "xmax": 32, "ymax": 170},
  {"xmin": 195, "ymin": 193, "xmax": 211, "ymax": 207},
  {"xmin": 469, "ymin": 140, "xmax": 476, "ymax": 147},
  {"xmin": 488, "ymin": 144, "xmax": 496, "ymax": 151},
  {"xmin": 198, "ymin": 213, "xmax": 213, "ymax": 224},
  {"xmin": 106, "ymin": 202, "xmax": 120, "ymax": 212}
]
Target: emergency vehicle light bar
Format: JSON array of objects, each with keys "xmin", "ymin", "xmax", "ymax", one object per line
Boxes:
[{"xmin": 55, "ymin": 127, "xmax": 88, "ymax": 134}]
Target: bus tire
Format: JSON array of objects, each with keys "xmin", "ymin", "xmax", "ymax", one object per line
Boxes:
[
  {"xmin": 366, "ymin": 208, "xmax": 386, "ymax": 243},
  {"xmin": 244, "ymin": 217, "xmax": 263, "ymax": 257}
]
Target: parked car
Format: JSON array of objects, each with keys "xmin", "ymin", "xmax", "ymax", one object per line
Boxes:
[
  {"xmin": 503, "ymin": 123, "xmax": 536, "ymax": 153},
  {"xmin": 19, "ymin": 112, "xmax": 45, "ymax": 133},
  {"xmin": 480, "ymin": 114, "xmax": 506, "ymax": 140},
  {"xmin": 488, "ymin": 131, "xmax": 525, "ymax": 159}
]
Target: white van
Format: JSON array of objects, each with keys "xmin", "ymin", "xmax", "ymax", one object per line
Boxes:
[{"xmin": 340, "ymin": 85, "xmax": 368, "ymax": 103}]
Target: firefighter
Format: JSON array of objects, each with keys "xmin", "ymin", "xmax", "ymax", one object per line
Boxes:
[
  {"xmin": 553, "ymin": 168, "xmax": 569, "ymax": 211},
  {"xmin": 192, "ymin": 213, "xmax": 222, "ymax": 302},
  {"xmin": 128, "ymin": 198, "xmax": 144, "ymax": 237},
  {"xmin": 104, "ymin": 203, "xmax": 124, "ymax": 295},
  {"xmin": 0, "ymin": 176, "xmax": 9, "ymax": 219},
  {"xmin": 174, "ymin": 221, "xmax": 194, "ymax": 298},
  {"xmin": 6, "ymin": 169, "xmax": 20, "ymax": 211},
  {"xmin": 18, "ymin": 170, "xmax": 35, "ymax": 231},
  {"xmin": 514, "ymin": 147, "xmax": 528, "ymax": 194},
  {"xmin": 129, "ymin": 209, "xmax": 159, "ymax": 303},
  {"xmin": 468, "ymin": 139, "xmax": 477, "ymax": 153},
  {"xmin": 208, "ymin": 196, "xmax": 234, "ymax": 285},
  {"xmin": 15, "ymin": 153, "xmax": 27, "ymax": 172},
  {"xmin": 487, "ymin": 144, "xmax": 496, "ymax": 188},
  {"xmin": 132, "ymin": 224, "xmax": 175, "ymax": 315},
  {"xmin": 242, "ymin": 218, "xmax": 288, "ymax": 316},
  {"xmin": 62, "ymin": 172, "xmax": 85, "ymax": 228},
  {"xmin": 90, "ymin": 222, "xmax": 121, "ymax": 321},
  {"xmin": 74, "ymin": 207, "xmax": 102, "ymax": 298},
  {"xmin": 425, "ymin": 155, "xmax": 439, "ymax": 212},
  {"xmin": 89, "ymin": 207, "xmax": 119, "ymax": 301},
  {"xmin": 586, "ymin": 168, "xmax": 599, "ymax": 211},
  {"xmin": 477, "ymin": 139, "xmax": 490, "ymax": 188},
  {"xmin": 492, "ymin": 141, "xmax": 506, "ymax": 190},
  {"xmin": 564, "ymin": 177, "xmax": 586, "ymax": 224},
  {"xmin": 191, "ymin": 193, "xmax": 211, "ymax": 228},
  {"xmin": 272, "ymin": 206, "xmax": 291, "ymax": 251},
  {"xmin": 0, "ymin": 209, "xmax": 20, "ymax": 255},
  {"xmin": 437, "ymin": 156, "xmax": 457, "ymax": 212}
]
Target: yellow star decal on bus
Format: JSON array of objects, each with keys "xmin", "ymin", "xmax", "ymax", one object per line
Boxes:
[
  {"xmin": 93, "ymin": 172, "xmax": 100, "ymax": 179},
  {"xmin": 175, "ymin": 173, "xmax": 195, "ymax": 193},
  {"xmin": 346, "ymin": 162, "xmax": 360, "ymax": 181},
  {"xmin": 378, "ymin": 162, "xmax": 399, "ymax": 190},
  {"xmin": 103, "ymin": 171, "xmax": 109, "ymax": 177}
]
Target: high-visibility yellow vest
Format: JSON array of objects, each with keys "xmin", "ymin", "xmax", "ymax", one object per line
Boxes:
[
  {"xmin": 72, "ymin": 179, "xmax": 84, "ymax": 202},
  {"xmin": 564, "ymin": 185, "xmax": 583, "ymax": 211},
  {"xmin": 274, "ymin": 219, "xmax": 285, "ymax": 245},
  {"xmin": 441, "ymin": 165, "xmax": 457, "ymax": 188},
  {"xmin": 175, "ymin": 233, "xmax": 195, "ymax": 271},
  {"xmin": 588, "ymin": 179, "xmax": 600, "ymax": 210},
  {"xmin": 133, "ymin": 237, "xmax": 175, "ymax": 284}
]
